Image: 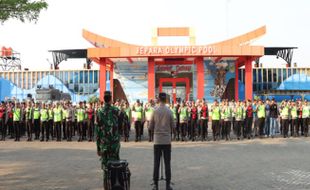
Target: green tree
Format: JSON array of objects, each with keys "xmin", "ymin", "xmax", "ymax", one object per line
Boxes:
[{"xmin": 0, "ymin": 0, "xmax": 48, "ymax": 23}]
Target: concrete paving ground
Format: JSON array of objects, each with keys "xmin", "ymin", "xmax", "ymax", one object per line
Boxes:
[{"xmin": 1, "ymin": 136, "xmax": 310, "ymax": 190}]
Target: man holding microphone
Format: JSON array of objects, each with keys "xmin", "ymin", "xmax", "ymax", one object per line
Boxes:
[{"xmin": 150, "ymin": 93, "xmax": 175, "ymax": 190}]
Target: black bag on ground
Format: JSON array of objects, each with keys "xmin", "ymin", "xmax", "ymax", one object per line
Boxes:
[{"xmin": 105, "ymin": 160, "xmax": 131, "ymax": 190}]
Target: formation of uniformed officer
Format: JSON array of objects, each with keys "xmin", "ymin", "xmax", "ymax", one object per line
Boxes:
[
  {"xmin": 0, "ymin": 100, "xmax": 105, "ymax": 142},
  {"xmin": 0, "ymin": 98, "xmax": 309, "ymax": 142}
]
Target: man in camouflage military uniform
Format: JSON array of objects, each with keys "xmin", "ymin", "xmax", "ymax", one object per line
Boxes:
[{"xmin": 95, "ymin": 91, "xmax": 121, "ymax": 189}]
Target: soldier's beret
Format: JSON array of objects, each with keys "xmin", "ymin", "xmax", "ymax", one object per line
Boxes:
[{"xmin": 104, "ymin": 91, "xmax": 112, "ymax": 97}]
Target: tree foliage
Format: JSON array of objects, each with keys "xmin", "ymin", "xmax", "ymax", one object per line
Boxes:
[{"xmin": 0, "ymin": 0, "xmax": 48, "ymax": 23}]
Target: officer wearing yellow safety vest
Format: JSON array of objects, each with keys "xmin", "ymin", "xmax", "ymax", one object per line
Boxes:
[
  {"xmin": 234, "ymin": 101, "xmax": 244, "ymax": 140},
  {"xmin": 25, "ymin": 101, "xmax": 33, "ymax": 141},
  {"xmin": 211, "ymin": 100, "xmax": 221, "ymax": 141},
  {"xmin": 290, "ymin": 101, "xmax": 298, "ymax": 137},
  {"xmin": 47, "ymin": 102, "xmax": 54, "ymax": 140},
  {"xmin": 257, "ymin": 99, "xmax": 266, "ymax": 138},
  {"xmin": 40, "ymin": 102, "xmax": 49, "ymax": 141},
  {"xmin": 280, "ymin": 100, "xmax": 290, "ymax": 138},
  {"xmin": 13, "ymin": 101, "xmax": 21, "ymax": 141},
  {"xmin": 53, "ymin": 102, "xmax": 63, "ymax": 142},
  {"xmin": 62, "ymin": 102, "xmax": 68, "ymax": 140},
  {"xmin": 77, "ymin": 102, "xmax": 86, "ymax": 142},
  {"xmin": 223, "ymin": 100, "xmax": 232, "ymax": 141},
  {"xmin": 170, "ymin": 102, "xmax": 178, "ymax": 141},
  {"xmin": 178, "ymin": 101, "xmax": 188, "ymax": 141},
  {"xmin": 33, "ymin": 102, "xmax": 41, "ymax": 140},
  {"xmin": 133, "ymin": 100, "xmax": 143, "ymax": 142},
  {"xmin": 302, "ymin": 100, "xmax": 309, "ymax": 137}
]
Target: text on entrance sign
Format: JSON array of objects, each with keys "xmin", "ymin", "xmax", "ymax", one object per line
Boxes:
[{"xmin": 136, "ymin": 46, "xmax": 215, "ymax": 56}]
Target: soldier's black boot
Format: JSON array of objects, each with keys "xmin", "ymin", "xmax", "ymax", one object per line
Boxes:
[
  {"xmin": 152, "ymin": 181, "xmax": 158, "ymax": 190},
  {"xmin": 166, "ymin": 180, "xmax": 173, "ymax": 190}
]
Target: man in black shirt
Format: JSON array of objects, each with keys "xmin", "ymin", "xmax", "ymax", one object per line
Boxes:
[{"xmin": 269, "ymin": 98, "xmax": 278, "ymax": 138}]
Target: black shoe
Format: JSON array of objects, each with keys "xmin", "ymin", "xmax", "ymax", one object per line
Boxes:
[
  {"xmin": 40, "ymin": 139, "xmax": 44, "ymax": 142},
  {"xmin": 166, "ymin": 182, "xmax": 173, "ymax": 190},
  {"xmin": 46, "ymin": 139, "xmax": 49, "ymax": 142},
  {"xmin": 152, "ymin": 182, "xmax": 158, "ymax": 190}
]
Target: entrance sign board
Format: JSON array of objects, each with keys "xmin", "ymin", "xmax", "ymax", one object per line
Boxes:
[{"xmin": 136, "ymin": 46, "xmax": 215, "ymax": 56}]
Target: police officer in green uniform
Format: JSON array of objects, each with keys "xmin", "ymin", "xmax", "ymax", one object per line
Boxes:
[
  {"xmin": 290, "ymin": 101, "xmax": 298, "ymax": 137},
  {"xmin": 123, "ymin": 101, "xmax": 131, "ymax": 142},
  {"xmin": 13, "ymin": 102, "xmax": 21, "ymax": 141},
  {"xmin": 178, "ymin": 102, "xmax": 188, "ymax": 141},
  {"xmin": 223, "ymin": 101, "xmax": 232, "ymax": 141},
  {"xmin": 234, "ymin": 101, "xmax": 244, "ymax": 140},
  {"xmin": 211, "ymin": 100, "xmax": 221, "ymax": 141},
  {"xmin": 62, "ymin": 103, "xmax": 68, "ymax": 140},
  {"xmin": 280, "ymin": 101, "xmax": 290, "ymax": 138},
  {"xmin": 133, "ymin": 100, "xmax": 143, "ymax": 142},
  {"xmin": 53, "ymin": 102, "xmax": 62, "ymax": 141},
  {"xmin": 25, "ymin": 101, "xmax": 33, "ymax": 141},
  {"xmin": 47, "ymin": 103, "xmax": 54, "ymax": 140},
  {"xmin": 302, "ymin": 101, "xmax": 309, "ymax": 137},
  {"xmin": 77, "ymin": 102, "xmax": 85, "ymax": 142},
  {"xmin": 40, "ymin": 103, "xmax": 49, "ymax": 142},
  {"xmin": 40, "ymin": 102, "xmax": 49, "ymax": 141},
  {"xmin": 257, "ymin": 100, "xmax": 266, "ymax": 138},
  {"xmin": 170, "ymin": 103, "xmax": 178, "ymax": 141},
  {"xmin": 95, "ymin": 91, "xmax": 121, "ymax": 189},
  {"xmin": 33, "ymin": 102, "xmax": 41, "ymax": 140}
]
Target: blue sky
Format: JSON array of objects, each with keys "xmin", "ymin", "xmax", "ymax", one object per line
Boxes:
[{"xmin": 0, "ymin": 0, "xmax": 309, "ymax": 70}]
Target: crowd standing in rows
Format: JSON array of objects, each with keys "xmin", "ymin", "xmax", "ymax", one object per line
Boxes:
[{"xmin": 0, "ymin": 97, "xmax": 309, "ymax": 142}]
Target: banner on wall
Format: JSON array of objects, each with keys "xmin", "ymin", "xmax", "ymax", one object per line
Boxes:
[{"xmin": 155, "ymin": 65, "xmax": 193, "ymax": 74}]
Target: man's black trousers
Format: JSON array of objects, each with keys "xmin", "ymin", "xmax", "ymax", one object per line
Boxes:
[{"xmin": 153, "ymin": 144, "xmax": 171, "ymax": 183}]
